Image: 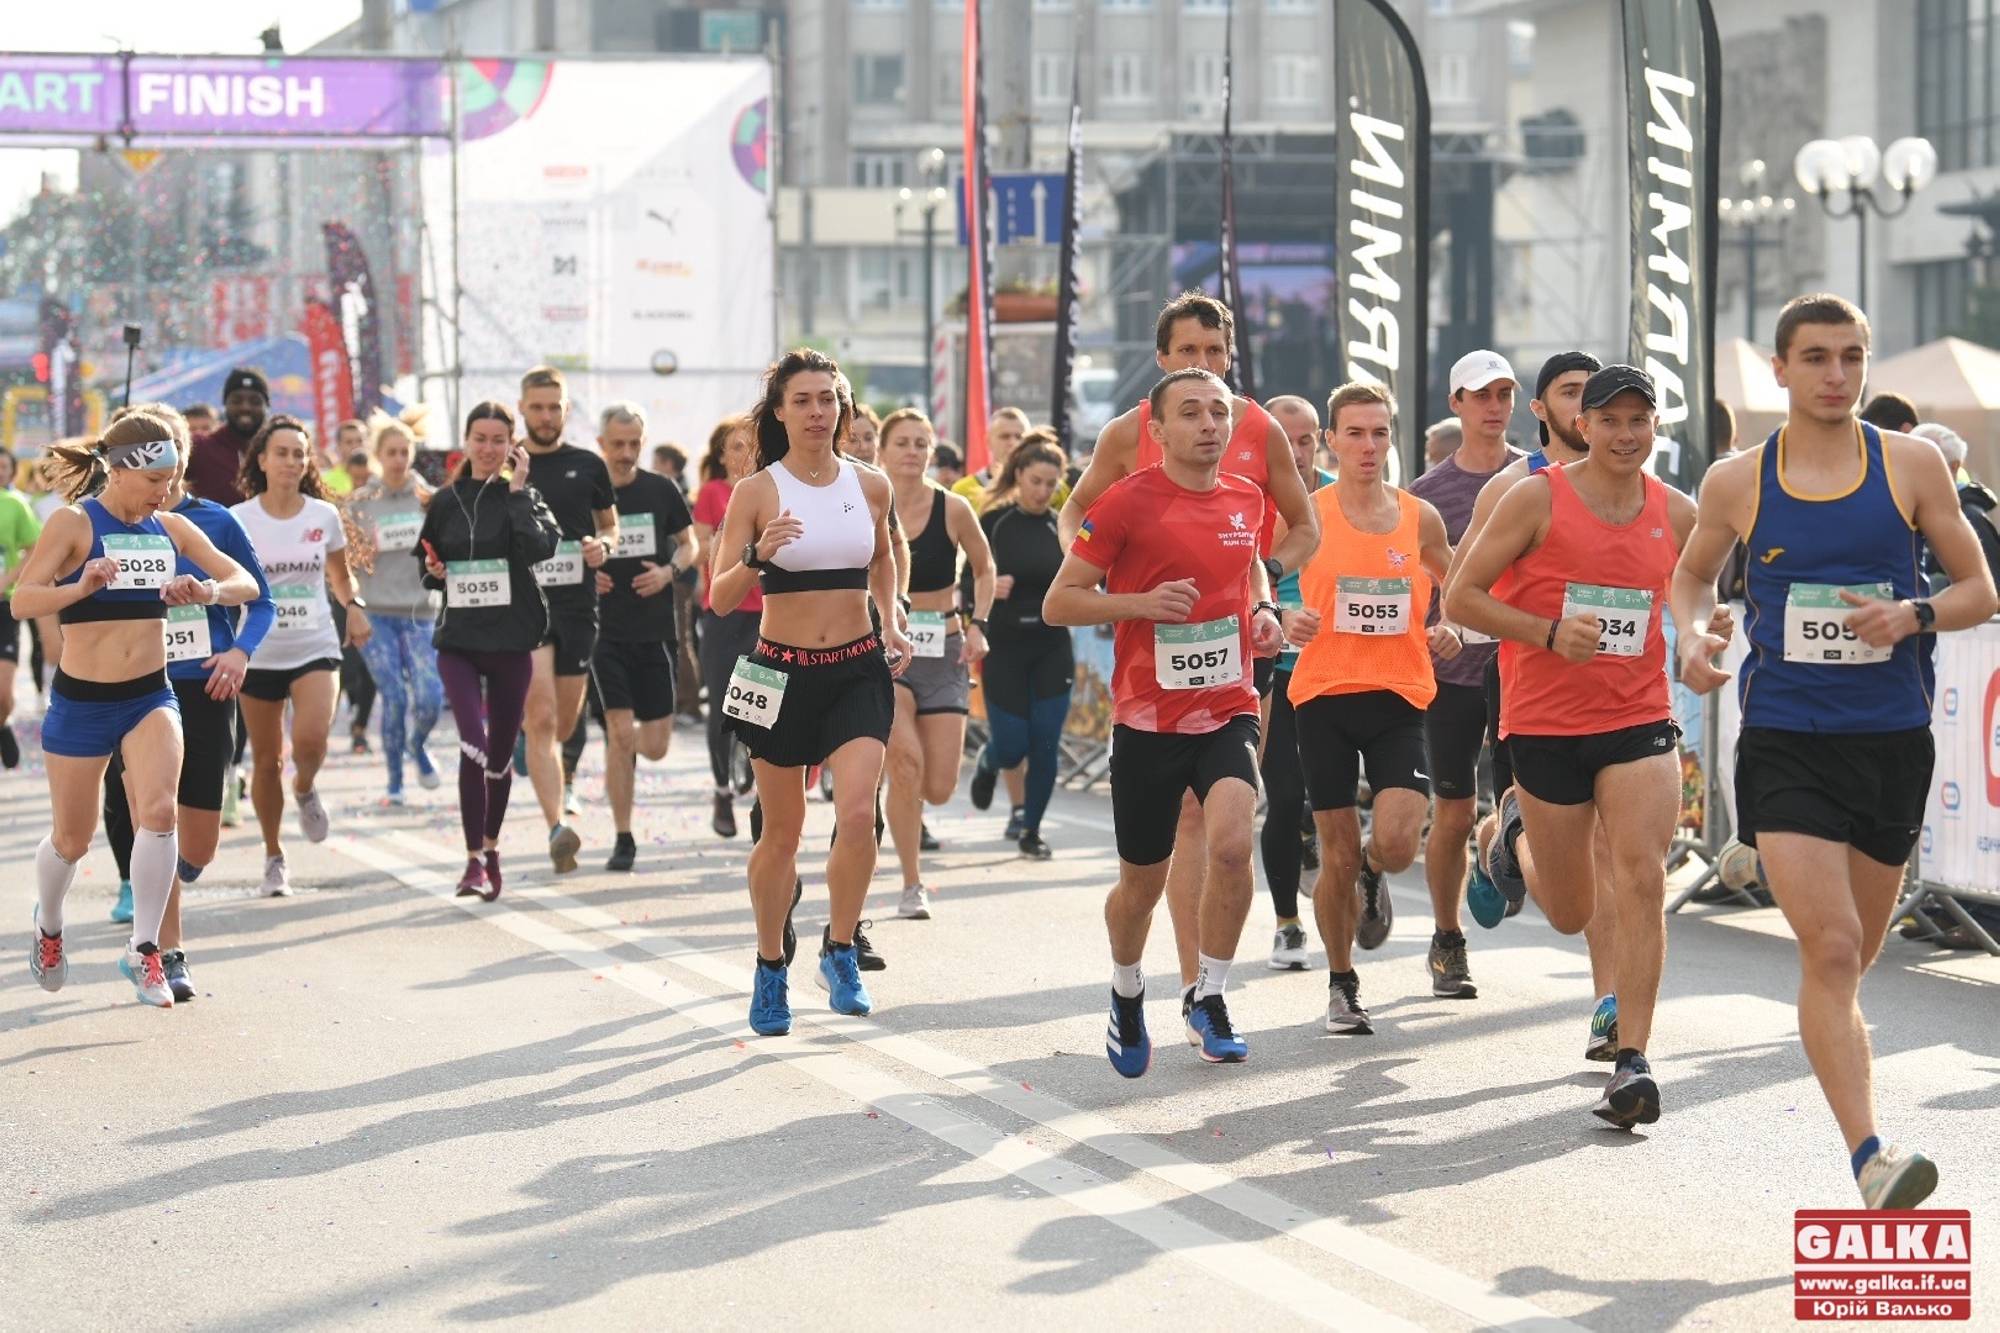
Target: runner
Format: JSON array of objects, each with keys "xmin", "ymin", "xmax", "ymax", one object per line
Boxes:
[
  {"xmin": 846, "ymin": 403, "xmax": 882, "ymax": 465},
  {"xmin": 1670, "ymin": 294, "xmax": 1998, "ymax": 1205},
  {"xmin": 694, "ymin": 415, "xmax": 762, "ymax": 837},
  {"xmin": 1448, "ymin": 350, "xmax": 1626, "ymax": 1055},
  {"xmin": 592, "ymin": 402, "xmax": 697, "ymax": 872},
  {"xmin": 1045, "ymin": 367, "xmax": 1283, "ymax": 1074},
  {"xmin": 881, "ymin": 408, "xmax": 994, "ymax": 917},
  {"xmin": 1288, "ymin": 383, "xmax": 1458, "ymax": 1027},
  {"xmin": 951, "ymin": 407, "xmax": 1032, "ymax": 505},
  {"xmin": 1447, "ymin": 364, "xmax": 1699, "ymax": 1128},
  {"xmin": 1060, "ymin": 292, "xmax": 1317, "ymax": 1009},
  {"xmin": 231, "ymin": 416, "xmax": 371, "ymax": 898},
  {"xmin": 100, "ymin": 403, "xmax": 275, "ymax": 1000},
  {"xmin": 186, "ymin": 367, "xmax": 268, "ymax": 506},
  {"xmin": 968, "ymin": 435, "xmax": 1074, "ymax": 860},
  {"xmin": 344, "ymin": 417, "xmax": 444, "ymax": 804},
  {"xmin": 415, "ymin": 402, "xmax": 564, "ymax": 900},
  {"xmin": 710, "ymin": 350, "xmax": 911, "ymax": 1035},
  {"xmin": 517, "ymin": 365, "xmax": 618, "ymax": 873},
  {"xmin": 1407, "ymin": 351, "xmax": 1523, "ymax": 964},
  {"xmin": 1257, "ymin": 395, "xmax": 1334, "ymax": 970},
  {"xmin": 16, "ymin": 412, "xmax": 258, "ymax": 1006},
  {"xmin": 0, "ymin": 448, "xmax": 42, "ymax": 768}
]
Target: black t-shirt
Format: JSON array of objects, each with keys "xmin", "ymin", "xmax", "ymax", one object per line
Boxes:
[
  {"xmin": 600, "ymin": 469, "xmax": 694, "ymax": 643},
  {"xmin": 525, "ymin": 443, "xmax": 616, "ymax": 610},
  {"xmin": 981, "ymin": 502, "xmax": 1066, "ymax": 647}
]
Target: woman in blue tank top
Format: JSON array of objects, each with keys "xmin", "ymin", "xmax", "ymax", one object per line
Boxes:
[{"xmin": 10, "ymin": 412, "xmax": 261, "ymax": 1009}]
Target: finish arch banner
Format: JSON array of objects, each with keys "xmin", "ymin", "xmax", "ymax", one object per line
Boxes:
[{"xmin": 422, "ymin": 58, "xmax": 774, "ymax": 450}]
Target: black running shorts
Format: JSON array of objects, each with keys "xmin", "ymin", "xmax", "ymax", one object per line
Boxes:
[
  {"xmin": 1423, "ymin": 680, "xmax": 1487, "ymax": 801},
  {"xmin": 1482, "ymin": 652, "xmax": 1514, "ymax": 804},
  {"xmin": 1508, "ymin": 718, "xmax": 1681, "ymax": 807},
  {"xmin": 1735, "ymin": 725, "xmax": 1933, "ymax": 867},
  {"xmin": 240, "ymin": 657, "xmax": 340, "ymax": 703},
  {"xmin": 593, "ymin": 638, "xmax": 676, "ymax": 723},
  {"xmin": 1109, "ymin": 714, "xmax": 1261, "ymax": 866},
  {"xmin": 542, "ymin": 605, "xmax": 600, "ymax": 678},
  {"xmin": 1295, "ymin": 689, "xmax": 1431, "ymax": 811},
  {"xmin": 729, "ymin": 631, "xmax": 895, "ymax": 769},
  {"xmin": 175, "ymin": 678, "xmax": 238, "ymax": 811}
]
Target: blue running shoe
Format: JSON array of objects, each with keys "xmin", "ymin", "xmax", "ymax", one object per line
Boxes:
[
  {"xmin": 1467, "ymin": 860, "xmax": 1505, "ymax": 930},
  {"xmin": 816, "ymin": 940, "xmax": 874, "ymax": 1016},
  {"xmin": 1184, "ymin": 993, "xmax": 1248, "ymax": 1063},
  {"xmin": 1586, "ymin": 993, "xmax": 1618, "ymax": 1062},
  {"xmin": 1489, "ymin": 790, "xmax": 1528, "ymax": 909},
  {"xmin": 749, "ymin": 963, "xmax": 792, "ymax": 1036},
  {"xmin": 1105, "ymin": 987, "xmax": 1151, "ymax": 1078},
  {"xmin": 512, "ymin": 732, "xmax": 528, "ymax": 777},
  {"xmin": 109, "ymin": 880, "xmax": 133, "ymax": 925}
]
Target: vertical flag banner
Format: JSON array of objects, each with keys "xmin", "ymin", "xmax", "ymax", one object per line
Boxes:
[
  {"xmin": 1620, "ymin": 0, "xmax": 1721, "ymax": 490},
  {"xmin": 323, "ymin": 221, "xmax": 384, "ymax": 416},
  {"xmin": 1333, "ymin": 0, "xmax": 1431, "ymax": 477},
  {"xmin": 962, "ymin": 0, "xmax": 996, "ymax": 474},
  {"xmin": 301, "ymin": 298, "xmax": 356, "ymax": 441},
  {"xmin": 1217, "ymin": 0, "xmax": 1255, "ymax": 400},
  {"xmin": 1050, "ymin": 53, "xmax": 1084, "ymax": 451}
]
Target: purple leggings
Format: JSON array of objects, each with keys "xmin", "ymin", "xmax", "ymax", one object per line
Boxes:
[{"xmin": 437, "ymin": 648, "xmax": 533, "ymax": 853}]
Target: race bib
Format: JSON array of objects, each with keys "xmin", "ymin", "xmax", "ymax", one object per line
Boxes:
[
  {"xmin": 723, "ymin": 656, "xmax": 786, "ymax": 729},
  {"xmin": 1783, "ymin": 582, "xmax": 1894, "ymax": 665},
  {"xmin": 615, "ymin": 516, "xmax": 656, "ymax": 560},
  {"xmin": 447, "ymin": 559, "xmax": 511, "ymax": 608},
  {"xmin": 271, "ymin": 584, "xmax": 328, "ymax": 633},
  {"xmin": 1154, "ymin": 616, "xmax": 1243, "ymax": 691},
  {"xmin": 1562, "ymin": 583, "xmax": 1652, "ymax": 658},
  {"xmin": 375, "ymin": 512, "xmax": 424, "ymax": 554},
  {"xmin": 102, "ymin": 533, "xmax": 173, "ymax": 590},
  {"xmin": 533, "ymin": 540, "xmax": 584, "ymax": 588},
  {"xmin": 1335, "ymin": 576, "xmax": 1411, "ymax": 636},
  {"xmin": 165, "ymin": 603, "xmax": 212, "ymax": 664},
  {"xmin": 908, "ymin": 611, "xmax": 948, "ymax": 659}
]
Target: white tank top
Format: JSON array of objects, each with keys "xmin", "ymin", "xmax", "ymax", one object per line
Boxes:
[{"xmin": 763, "ymin": 457, "xmax": 874, "ymax": 590}]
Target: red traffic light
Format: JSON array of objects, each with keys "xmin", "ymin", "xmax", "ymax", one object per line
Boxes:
[{"xmin": 30, "ymin": 352, "xmax": 49, "ymax": 383}]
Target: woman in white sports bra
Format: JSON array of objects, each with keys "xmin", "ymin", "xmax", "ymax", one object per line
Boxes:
[{"xmin": 710, "ymin": 349, "xmax": 911, "ymax": 1037}]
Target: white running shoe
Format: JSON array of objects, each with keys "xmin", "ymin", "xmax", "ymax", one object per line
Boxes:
[
  {"xmin": 119, "ymin": 944, "xmax": 174, "ymax": 1008},
  {"xmin": 897, "ymin": 884, "xmax": 933, "ymax": 920},
  {"xmin": 1857, "ymin": 1144, "xmax": 1939, "ymax": 1210},
  {"xmin": 1268, "ymin": 923, "xmax": 1309, "ymax": 970},
  {"xmin": 220, "ymin": 772, "xmax": 242, "ymax": 827},
  {"xmin": 416, "ymin": 749, "xmax": 442, "ymax": 791},
  {"xmin": 29, "ymin": 907, "xmax": 66, "ymax": 992},
  {"xmin": 296, "ymin": 788, "xmax": 329, "ymax": 843},
  {"xmin": 262, "ymin": 855, "xmax": 292, "ymax": 898}
]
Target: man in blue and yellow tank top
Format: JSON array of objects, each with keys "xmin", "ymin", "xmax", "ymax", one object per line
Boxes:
[{"xmin": 1671, "ymin": 293, "xmax": 1998, "ymax": 1211}]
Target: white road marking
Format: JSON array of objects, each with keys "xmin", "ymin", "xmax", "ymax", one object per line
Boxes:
[{"xmin": 358, "ymin": 828, "xmax": 1584, "ymax": 1332}]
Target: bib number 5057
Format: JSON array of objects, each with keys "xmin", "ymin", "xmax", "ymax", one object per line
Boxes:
[{"xmin": 1154, "ymin": 616, "xmax": 1243, "ymax": 691}]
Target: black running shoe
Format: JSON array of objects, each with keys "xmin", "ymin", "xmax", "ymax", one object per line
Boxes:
[
  {"xmin": 920, "ymin": 822, "xmax": 941, "ymax": 852},
  {"xmin": 1004, "ymin": 806, "xmax": 1027, "ymax": 841},
  {"xmin": 712, "ymin": 792, "xmax": 738, "ymax": 839},
  {"xmin": 781, "ymin": 877, "xmax": 803, "ymax": 966},
  {"xmin": 1355, "ymin": 858, "xmax": 1393, "ymax": 950},
  {"xmin": 160, "ymin": 948, "xmax": 195, "ymax": 1003},
  {"xmin": 0, "ymin": 726, "xmax": 18, "ymax": 770},
  {"xmin": 1593, "ymin": 1054, "xmax": 1662, "ymax": 1129},
  {"xmin": 829, "ymin": 921, "xmax": 887, "ymax": 973},
  {"xmin": 1490, "ymin": 789, "xmax": 1528, "ymax": 908},
  {"xmin": 969, "ymin": 761, "xmax": 997, "ymax": 811},
  {"xmin": 1018, "ymin": 831, "xmax": 1052, "ymax": 861},
  {"xmin": 1300, "ymin": 826, "xmax": 1319, "ymax": 873},
  {"xmin": 1428, "ymin": 929, "xmax": 1477, "ymax": 998},
  {"xmin": 605, "ymin": 834, "xmax": 637, "ymax": 873}
]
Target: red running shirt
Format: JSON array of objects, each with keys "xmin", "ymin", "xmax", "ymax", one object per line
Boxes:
[
  {"xmin": 1071, "ymin": 466, "xmax": 1266, "ymax": 734},
  {"xmin": 1136, "ymin": 396, "xmax": 1278, "ymax": 554},
  {"xmin": 693, "ymin": 479, "xmax": 763, "ymax": 614},
  {"xmin": 1498, "ymin": 466, "xmax": 1679, "ymax": 738}
]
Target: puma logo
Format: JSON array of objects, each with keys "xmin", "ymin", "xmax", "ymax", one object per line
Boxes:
[{"xmin": 1759, "ymin": 547, "xmax": 1786, "ymax": 564}]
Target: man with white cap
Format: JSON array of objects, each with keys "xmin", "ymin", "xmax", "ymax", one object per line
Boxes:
[{"xmin": 1401, "ymin": 350, "xmax": 1523, "ymax": 999}]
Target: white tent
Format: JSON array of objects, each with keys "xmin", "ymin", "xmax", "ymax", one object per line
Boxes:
[
  {"xmin": 1713, "ymin": 336, "xmax": 1789, "ymax": 450},
  {"xmin": 1868, "ymin": 336, "xmax": 2000, "ymax": 482}
]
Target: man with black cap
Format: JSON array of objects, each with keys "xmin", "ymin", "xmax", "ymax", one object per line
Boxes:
[
  {"xmin": 1447, "ymin": 364, "xmax": 1704, "ymax": 1130},
  {"xmin": 187, "ymin": 368, "xmax": 270, "ymax": 506}
]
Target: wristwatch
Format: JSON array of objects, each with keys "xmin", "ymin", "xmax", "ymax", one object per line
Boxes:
[
  {"xmin": 1910, "ymin": 598, "xmax": 1937, "ymax": 632},
  {"xmin": 345, "ymin": 596, "xmax": 368, "ymax": 612},
  {"xmin": 1261, "ymin": 556, "xmax": 1284, "ymax": 587},
  {"xmin": 1252, "ymin": 600, "xmax": 1282, "ymax": 621},
  {"xmin": 742, "ymin": 540, "xmax": 768, "ymax": 571}
]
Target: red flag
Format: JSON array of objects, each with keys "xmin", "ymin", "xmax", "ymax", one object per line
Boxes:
[
  {"xmin": 962, "ymin": 0, "xmax": 995, "ymax": 474},
  {"xmin": 301, "ymin": 298, "xmax": 355, "ymax": 441}
]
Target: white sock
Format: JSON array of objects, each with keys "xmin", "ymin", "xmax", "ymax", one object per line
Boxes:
[
  {"xmin": 128, "ymin": 826, "xmax": 179, "ymax": 952},
  {"xmin": 1193, "ymin": 952, "xmax": 1232, "ymax": 1001},
  {"xmin": 1111, "ymin": 960, "xmax": 1145, "ymax": 998},
  {"xmin": 35, "ymin": 835, "xmax": 77, "ymax": 936}
]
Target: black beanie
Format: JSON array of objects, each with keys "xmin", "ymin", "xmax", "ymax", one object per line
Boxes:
[{"xmin": 224, "ymin": 368, "xmax": 270, "ymax": 402}]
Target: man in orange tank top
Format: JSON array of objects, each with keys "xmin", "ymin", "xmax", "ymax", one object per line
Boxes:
[
  {"xmin": 1286, "ymin": 382, "xmax": 1459, "ymax": 1034},
  {"xmin": 1446, "ymin": 365, "xmax": 1701, "ymax": 1131},
  {"xmin": 1060, "ymin": 292, "xmax": 1317, "ymax": 1015}
]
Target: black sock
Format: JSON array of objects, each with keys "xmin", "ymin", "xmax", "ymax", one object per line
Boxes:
[
  {"xmin": 1328, "ymin": 968, "xmax": 1358, "ymax": 986},
  {"xmin": 1615, "ymin": 1046, "xmax": 1646, "ymax": 1071},
  {"xmin": 1433, "ymin": 928, "xmax": 1465, "ymax": 947},
  {"xmin": 614, "ymin": 831, "xmax": 636, "ymax": 848},
  {"xmin": 757, "ymin": 953, "xmax": 785, "ymax": 971}
]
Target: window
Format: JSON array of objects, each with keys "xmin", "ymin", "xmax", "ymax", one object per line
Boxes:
[
  {"xmin": 1186, "ymin": 52, "xmax": 1225, "ymax": 100},
  {"xmin": 852, "ymin": 152, "xmax": 907, "ymax": 188},
  {"xmin": 1265, "ymin": 0, "xmax": 1318, "ymax": 12},
  {"xmin": 1033, "ymin": 52, "xmax": 1072, "ymax": 104},
  {"xmin": 853, "ymin": 0, "xmax": 905, "ymax": 8},
  {"xmin": 1183, "ymin": 0, "xmax": 1229, "ymax": 11},
  {"xmin": 1033, "ymin": 0, "xmax": 1073, "ymax": 9},
  {"xmin": 1103, "ymin": 52, "xmax": 1151, "ymax": 103},
  {"xmin": 1914, "ymin": 257, "xmax": 1974, "ymax": 343},
  {"xmin": 1434, "ymin": 52, "xmax": 1471, "ymax": 105},
  {"xmin": 858, "ymin": 250, "xmax": 894, "ymax": 309},
  {"xmin": 1429, "ymin": 0, "xmax": 1454, "ymax": 13},
  {"xmin": 1100, "ymin": 0, "xmax": 1151, "ymax": 10},
  {"xmin": 1917, "ymin": 0, "xmax": 1999, "ymax": 170},
  {"xmin": 938, "ymin": 58, "xmax": 962, "ymax": 105},
  {"xmin": 1268, "ymin": 53, "xmax": 1320, "ymax": 106},
  {"xmin": 852, "ymin": 52, "xmax": 906, "ymax": 106}
]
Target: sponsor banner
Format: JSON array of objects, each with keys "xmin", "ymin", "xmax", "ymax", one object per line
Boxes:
[
  {"xmin": 323, "ymin": 221, "xmax": 385, "ymax": 414},
  {"xmin": 961, "ymin": 0, "xmax": 996, "ymax": 474},
  {"xmin": 1619, "ymin": 0, "xmax": 1722, "ymax": 490},
  {"xmin": 301, "ymin": 297, "xmax": 354, "ymax": 441},
  {"xmin": 1049, "ymin": 57, "xmax": 1084, "ymax": 453},
  {"xmin": 1217, "ymin": 2, "xmax": 1254, "ymax": 400},
  {"xmin": 1919, "ymin": 617, "xmax": 2000, "ymax": 894},
  {"xmin": 1794, "ymin": 1210, "xmax": 1972, "ymax": 1322},
  {"xmin": 1332, "ymin": 0, "xmax": 1429, "ymax": 478}
]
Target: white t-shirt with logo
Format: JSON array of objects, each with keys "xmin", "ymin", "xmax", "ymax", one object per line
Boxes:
[{"xmin": 230, "ymin": 495, "xmax": 347, "ymax": 670}]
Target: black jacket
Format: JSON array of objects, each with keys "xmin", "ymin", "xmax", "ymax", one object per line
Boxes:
[
  {"xmin": 415, "ymin": 477, "xmax": 563, "ymax": 654},
  {"xmin": 1923, "ymin": 482, "xmax": 2000, "ymax": 591}
]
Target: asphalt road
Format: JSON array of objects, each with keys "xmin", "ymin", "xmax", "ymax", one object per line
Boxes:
[{"xmin": 4, "ymin": 678, "xmax": 1996, "ymax": 1331}]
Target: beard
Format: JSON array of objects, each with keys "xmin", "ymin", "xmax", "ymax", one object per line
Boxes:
[
  {"xmin": 526, "ymin": 422, "xmax": 563, "ymax": 448},
  {"xmin": 1549, "ymin": 418, "xmax": 1588, "ymax": 453},
  {"xmin": 228, "ymin": 408, "xmax": 266, "ymax": 438}
]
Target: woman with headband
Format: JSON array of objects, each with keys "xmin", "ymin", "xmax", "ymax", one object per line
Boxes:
[{"xmin": 13, "ymin": 411, "xmax": 258, "ymax": 1007}]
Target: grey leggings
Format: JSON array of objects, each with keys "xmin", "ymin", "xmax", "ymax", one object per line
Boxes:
[{"xmin": 697, "ymin": 608, "xmax": 761, "ymax": 788}]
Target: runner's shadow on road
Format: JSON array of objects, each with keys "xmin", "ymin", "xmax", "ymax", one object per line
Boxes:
[{"xmin": 1492, "ymin": 1263, "xmax": 1791, "ymax": 1331}]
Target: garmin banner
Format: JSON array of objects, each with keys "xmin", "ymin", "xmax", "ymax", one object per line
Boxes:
[
  {"xmin": 1620, "ymin": 0, "xmax": 1721, "ymax": 489},
  {"xmin": 1049, "ymin": 56, "xmax": 1084, "ymax": 452},
  {"xmin": 1332, "ymin": 0, "xmax": 1429, "ymax": 475}
]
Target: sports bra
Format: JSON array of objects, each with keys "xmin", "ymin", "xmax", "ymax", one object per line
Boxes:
[
  {"xmin": 58, "ymin": 497, "xmax": 172, "ymax": 624},
  {"xmin": 761, "ymin": 458, "xmax": 875, "ymax": 593},
  {"xmin": 906, "ymin": 488, "xmax": 958, "ymax": 593}
]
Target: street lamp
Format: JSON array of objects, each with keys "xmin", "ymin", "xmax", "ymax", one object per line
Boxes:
[
  {"xmin": 1718, "ymin": 159, "xmax": 1796, "ymax": 342},
  {"xmin": 1793, "ymin": 134, "xmax": 1939, "ymax": 311},
  {"xmin": 896, "ymin": 147, "xmax": 950, "ymax": 418}
]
